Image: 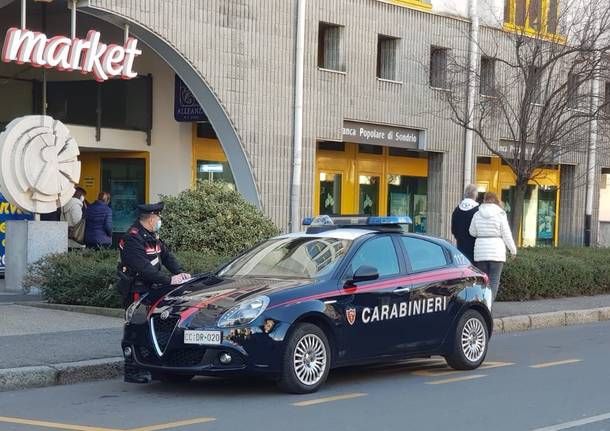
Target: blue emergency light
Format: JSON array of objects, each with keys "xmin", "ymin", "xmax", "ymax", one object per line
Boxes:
[{"xmin": 302, "ymin": 215, "xmax": 412, "ymax": 226}]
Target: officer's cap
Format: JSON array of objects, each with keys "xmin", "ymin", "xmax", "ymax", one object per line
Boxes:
[{"xmin": 137, "ymin": 202, "xmax": 164, "ymax": 215}]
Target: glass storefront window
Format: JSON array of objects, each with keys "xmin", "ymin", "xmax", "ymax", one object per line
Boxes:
[
  {"xmin": 319, "ymin": 172, "xmax": 342, "ymax": 215},
  {"xmin": 101, "ymin": 158, "xmax": 146, "ymax": 236},
  {"xmin": 501, "ymin": 185, "xmax": 556, "ymax": 246},
  {"xmin": 359, "ymin": 175, "xmax": 380, "ymax": 216},
  {"xmin": 196, "ymin": 160, "xmax": 235, "ymax": 189},
  {"xmin": 387, "ymin": 175, "xmax": 427, "ymax": 233}
]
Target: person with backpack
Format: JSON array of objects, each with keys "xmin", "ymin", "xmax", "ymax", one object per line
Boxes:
[{"xmin": 61, "ymin": 187, "xmax": 87, "ymax": 247}]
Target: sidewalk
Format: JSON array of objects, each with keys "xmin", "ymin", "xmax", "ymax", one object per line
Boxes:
[{"xmin": 1, "ymin": 293, "xmax": 609, "ymax": 392}]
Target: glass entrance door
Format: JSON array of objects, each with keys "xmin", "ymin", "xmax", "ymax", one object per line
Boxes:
[
  {"xmin": 101, "ymin": 158, "xmax": 146, "ymax": 236},
  {"xmin": 319, "ymin": 172, "xmax": 342, "ymax": 215},
  {"xmin": 359, "ymin": 175, "xmax": 380, "ymax": 216},
  {"xmin": 387, "ymin": 175, "xmax": 428, "ymax": 233}
]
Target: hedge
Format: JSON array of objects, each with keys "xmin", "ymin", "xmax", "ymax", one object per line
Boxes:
[
  {"xmin": 498, "ymin": 247, "xmax": 610, "ymax": 301},
  {"xmin": 25, "ymin": 246, "xmax": 610, "ymax": 308},
  {"xmin": 24, "ymin": 249, "xmax": 226, "ymax": 308},
  {"xmin": 160, "ymin": 181, "xmax": 280, "ymax": 256}
]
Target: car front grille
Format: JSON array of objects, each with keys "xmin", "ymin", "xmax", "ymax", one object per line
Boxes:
[
  {"xmin": 136, "ymin": 345, "xmax": 206, "ymax": 367},
  {"xmin": 151, "ymin": 316, "xmax": 179, "ymax": 352}
]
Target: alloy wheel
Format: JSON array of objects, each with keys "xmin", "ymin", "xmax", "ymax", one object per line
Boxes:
[{"xmin": 293, "ymin": 333, "xmax": 327, "ymax": 386}]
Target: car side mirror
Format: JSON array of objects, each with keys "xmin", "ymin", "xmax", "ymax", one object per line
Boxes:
[{"xmin": 348, "ymin": 265, "xmax": 379, "ymax": 285}]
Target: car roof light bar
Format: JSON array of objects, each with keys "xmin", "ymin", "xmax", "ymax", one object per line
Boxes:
[{"xmin": 302, "ymin": 215, "xmax": 412, "ymax": 227}]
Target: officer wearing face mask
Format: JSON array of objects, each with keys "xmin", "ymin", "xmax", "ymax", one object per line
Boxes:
[{"xmin": 117, "ymin": 202, "xmax": 191, "ymax": 307}]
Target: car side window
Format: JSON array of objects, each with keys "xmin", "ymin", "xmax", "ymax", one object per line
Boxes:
[
  {"xmin": 347, "ymin": 236, "xmax": 400, "ymax": 278},
  {"xmin": 401, "ymin": 237, "xmax": 447, "ymax": 272}
]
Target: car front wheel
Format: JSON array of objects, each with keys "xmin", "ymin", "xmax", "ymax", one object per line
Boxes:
[
  {"xmin": 278, "ymin": 323, "xmax": 331, "ymax": 394},
  {"xmin": 445, "ymin": 309, "xmax": 488, "ymax": 370}
]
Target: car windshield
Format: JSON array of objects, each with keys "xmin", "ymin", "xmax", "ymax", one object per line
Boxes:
[{"xmin": 219, "ymin": 236, "xmax": 352, "ymax": 279}]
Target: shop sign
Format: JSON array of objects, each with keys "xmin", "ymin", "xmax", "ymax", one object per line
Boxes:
[
  {"xmin": 342, "ymin": 120, "xmax": 425, "ymax": 150},
  {"xmin": 1, "ymin": 28, "xmax": 142, "ymax": 82},
  {"xmin": 0, "ymin": 193, "xmax": 32, "ymax": 271},
  {"xmin": 200, "ymin": 164, "xmax": 223, "ymax": 173},
  {"xmin": 174, "ymin": 75, "xmax": 207, "ymax": 122},
  {"xmin": 498, "ymin": 140, "xmax": 559, "ymax": 163}
]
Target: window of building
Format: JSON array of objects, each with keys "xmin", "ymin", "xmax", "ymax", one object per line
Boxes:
[
  {"xmin": 46, "ymin": 77, "xmax": 152, "ymax": 132},
  {"xmin": 603, "ymin": 82, "xmax": 610, "ymax": 116},
  {"xmin": 347, "ymin": 236, "xmax": 400, "ymax": 278},
  {"xmin": 430, "ymin": 47, "xmax": 449, "ymax": 89},
  {"xmin": 319, "ymin": 172, "xmax": 342, "ymax": 215},
  {"xmin": 318, "ymin": 141, "xmax": 345, "ymax": 152},
  {"xmin": 196, "ymin": 160, "xmax": 235, "ymax": 188},
  {"xmin": 358, "ymin": 144, "xmax": 383, "ymax": 155},
  {"xmin": 529, "ymin": 66, "xmax": 543, "ymax": 104},
  {"xmin": 480, "ymin": 56, "xmax": 496, "ymax": 96},
  {"xmin": 504, "ymin": 0, "xmax": 560, "ymax": 35},
  {"xmin": 567, "ymin": 73, "xmax": 580, "ymax": 109},
  {"xmin": 401, "ymin": 237, "xmax": 447, "ymax": 272},
  {"xmin": 377, "ymin": 35, "xmax": 399, "ymax": 81},
  {"xmin": 318, "ymin": 22, "xmax": 345, "ymax": 72},
  {"xmin": 387, "ymin": 175, "xmax": 427, "ymax": 233}
]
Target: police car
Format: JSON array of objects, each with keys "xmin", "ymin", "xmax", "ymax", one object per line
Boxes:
[{"xmin": 122, "ymin": 216, "xmax": 492, "ymax": 393}]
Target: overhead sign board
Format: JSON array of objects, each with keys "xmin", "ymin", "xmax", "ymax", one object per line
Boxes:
[
  {"xmin": 342, "ymin": 120, "xmax": 425, "ymax": 150},
  {"xmin": 174, "ymin": 75, "xmax": 207, "ymax": 122},
  {"xmin": 1, "ymin": 28, "xmax": 142, "ymax": 82}
]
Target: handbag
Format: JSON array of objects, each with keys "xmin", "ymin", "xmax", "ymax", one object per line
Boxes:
[{"xmin": 70, "ymin": 218, "xmax": 86, "ymax": 244}]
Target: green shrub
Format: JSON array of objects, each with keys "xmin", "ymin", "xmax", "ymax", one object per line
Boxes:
[
  {"xmin": 24, "ymin": 249, "xmax": 226, "ymax": 308},
  {"xmin": 498, "ymin": 247, "xmax": 610, "ymax": 301},
  {"xmin": 159, "ymin": 181, "xmax": 280, "ymax": 257}
]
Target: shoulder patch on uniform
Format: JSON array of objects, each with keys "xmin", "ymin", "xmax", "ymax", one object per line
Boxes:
[{"xmin": 128, "ymin": 227, "xmax": 139, "ymax": 236}]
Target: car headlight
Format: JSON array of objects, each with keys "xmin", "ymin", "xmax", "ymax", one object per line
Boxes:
[
  {"xmin": 125, "ymin": 294, "xmax": 146, "ymax": 322},
  {"xmin": 217, "ymin": 296, "xmax": 270, "ymax": 327}
]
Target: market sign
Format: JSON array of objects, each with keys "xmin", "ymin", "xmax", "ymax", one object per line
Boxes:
[
  {"xmin": 342, "ymin": 120, "xmax": 426, "ymax": 150},
  {"xmin": 174, "ymin": 75, "xmax": 207, "ymax": 122},
  {"xmin": 1, "ymin": 28, "xmax": 142, "ymax": 82}
]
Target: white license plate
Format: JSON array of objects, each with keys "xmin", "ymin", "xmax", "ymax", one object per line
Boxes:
[{"xmin": 184, "ymin": 330, "xmax": 222, "ymax": 345}]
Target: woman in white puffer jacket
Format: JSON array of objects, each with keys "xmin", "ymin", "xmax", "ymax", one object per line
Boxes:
[{"xmin": 469, "ymin": 192, "xmax": 517, "ymax": 300}]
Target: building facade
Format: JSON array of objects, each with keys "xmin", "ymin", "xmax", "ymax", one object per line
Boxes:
[{"xmin": 0, "ymin": 0, "xmax": 607, "ymax": 246}]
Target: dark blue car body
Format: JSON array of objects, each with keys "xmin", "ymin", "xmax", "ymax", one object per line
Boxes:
[{"xmin": 122, "ymin": 226, "xmax": 492, "ymax": 387}]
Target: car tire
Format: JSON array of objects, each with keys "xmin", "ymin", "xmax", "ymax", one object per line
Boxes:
[
  {"xmin": 445, "ymin": 309, "xmax": 488, "ymax": 370},
  {"xmin": 278, "ymin": 323, "xmax": 331, "ymax": 394},
  {"xmin": 152, "ymin": 372, "xmax": 195, "ymax": 383}
]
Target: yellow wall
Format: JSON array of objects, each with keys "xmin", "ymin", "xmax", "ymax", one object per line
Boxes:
[
  {"xmin": 79, "ymin": 152, "xmax": 150, "ymax": 203},
  {"xmin": 476, "ymin": 157, "xmax": 560, "ymax": 246},
  {"xmin": 314, "ymin": 143, "xmax": 427, "ymax": 216}
]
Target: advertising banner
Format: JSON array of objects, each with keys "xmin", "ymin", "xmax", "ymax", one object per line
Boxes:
[
  {"xmin": 174, "ymin": 75, "xmax": 207, "ymax": 122},
  {"xmin": 0, "ymin": 193, "xmax": 32, "ymax": 271}
]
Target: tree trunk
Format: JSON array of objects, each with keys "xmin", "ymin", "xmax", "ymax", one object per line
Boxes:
[{"xmin": 508, "ymin": 180, "xmax": 528, "ymax": 245}]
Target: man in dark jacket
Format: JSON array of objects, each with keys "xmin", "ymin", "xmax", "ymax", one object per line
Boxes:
[
  {"xmin": 118, "ymin": 202, "xmax": 191, "ymax": 306},
  {"xmin": 451, "ymin": 184, "xmax": 480, "ymax": 263},
  {"xmin": 85, "ymin": 192, "xmax": 113, "ymax": 248}
]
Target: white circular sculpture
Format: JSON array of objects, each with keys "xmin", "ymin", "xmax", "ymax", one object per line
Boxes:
[{"xmin": 0, "ymin": 116, "xmax": 81, "ymax": 214}]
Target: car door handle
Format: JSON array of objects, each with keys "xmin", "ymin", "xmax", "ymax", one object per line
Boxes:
[{"xmin": 393, "ymin": 286, "xmax": 411, "ymax": 293}]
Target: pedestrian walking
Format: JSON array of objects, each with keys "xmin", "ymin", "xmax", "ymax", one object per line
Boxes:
[
  {"xmin": 61, "ymin": 186, "xmax": 87, "ymax": 247},
  {"xmin": 84, "ymin": 192, "xmax": 113, "ymax": 249},
  {"xmin": 451, "ymin": 184, "xmax": 480, "ymax": 263},
  {"xmin": 469, "ymin": 192, "xmax": 517, "ymax": 300},
  {"xmin": 117, "ymin": 202, "xmax": 191, "ymax": 308}
]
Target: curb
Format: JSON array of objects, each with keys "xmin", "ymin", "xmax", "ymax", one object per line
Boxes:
[
  {"xmin": 493, "ymin": 306, "xmax": 610, "ymax": 333},
  {"xmin": 0, "ymin": 357, "xmax": 123, "ymax": 392},
  {"xmin": 16, "ymin": 302, "xmax": 124, "ymax": 318}
]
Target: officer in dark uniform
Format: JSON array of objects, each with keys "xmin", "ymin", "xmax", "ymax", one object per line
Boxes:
[{"xmin": 117, "ymin": 202, "xmax": 191, "ymax": 307}]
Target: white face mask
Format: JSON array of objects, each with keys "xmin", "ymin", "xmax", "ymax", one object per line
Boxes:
[
  {"xmin": 153, "ymin": 219, "xmax": 162, "ymax": 232},
  {"xmin": 79, "ymin": 196, "xmax": 85, "ymax": 202}
]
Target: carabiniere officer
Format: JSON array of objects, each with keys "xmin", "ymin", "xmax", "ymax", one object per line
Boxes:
[{"xmin": 117, "ymin": 202, "xmax": 191, "ymax": 307}]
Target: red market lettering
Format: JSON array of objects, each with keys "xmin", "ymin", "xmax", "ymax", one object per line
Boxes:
[{"xmin": 1, "ymin": 28, "xmax": 142, "ymax": 82}]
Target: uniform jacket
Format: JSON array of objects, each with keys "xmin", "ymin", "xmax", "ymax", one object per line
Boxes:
[
  {"xmin": 451, "ymin": 198, "xmax": 479, "ymax": 262},
  {"xmin": 85, "ymin": 200, "xmax": 113, "ymax": 246},
  {"xmin": 119, "ymin": 221, "xmax": 183, "ymax": 291},
  {"xmin": 469, "ymin": 203, "xmax": 517, "ymax": 263}
]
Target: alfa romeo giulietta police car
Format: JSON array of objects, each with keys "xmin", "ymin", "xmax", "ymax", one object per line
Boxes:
[{"xmin": 122, "ymin": 216, "xmax": 492, "ymax": 393}]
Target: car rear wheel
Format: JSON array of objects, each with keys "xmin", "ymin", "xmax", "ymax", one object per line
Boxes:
[
  {"xmin": 445, "ymin": 309, "xmax": 488, "ymax": 370},
  {"xmin": 278, "ymin": 323, "xmax": 331, "ymax": 394},
  {"xmin": 152, "ymin": 372, "xmax": 195, "ymax": 383}
]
